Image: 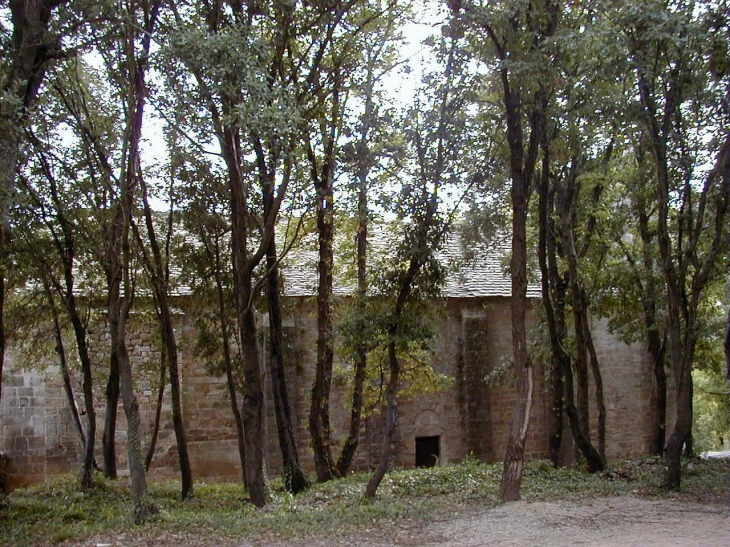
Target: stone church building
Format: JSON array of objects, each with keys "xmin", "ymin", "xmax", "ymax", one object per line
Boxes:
[{"xmin": 0, "ymin": 239, "xmax": 657, "ymax": 491}]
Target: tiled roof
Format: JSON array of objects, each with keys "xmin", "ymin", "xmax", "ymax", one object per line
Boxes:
[{"xmin": 279, "ymin": 226, "xmax": 540, "ymax": 299}]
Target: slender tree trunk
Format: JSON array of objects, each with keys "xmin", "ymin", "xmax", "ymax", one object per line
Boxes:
[
  {"xmin": 309, "ymin": 165, "xmax": 339, "ymax": 483},
  {"xmin": 138, "ymin": 181, "xmax": 193, "ymax": 500},
  {"xmin": 0, "ymin": 138, "xmax": 13, "ymax": 406},
  {"xmin": 145, "ymin": 350, "xmax": 166, "ymax": 472},
  {"xmin": 0, "ymin": 265, "xmax": 5, "ymax": 403},
  {"xmin": 210, "ymin": 236, "xmax": 247, "ymax": 486},
  {"xmin": 583, "ymin": 305, "xmax": 606, "ymax": 461},
  {"xmin": 115, "ymin": 0, "xmax": 163, "ymax": 520},
  {"xmin": 117, "ymin": 207, "xmax": 149, "ymax": 521},
  {"xmin": 67, "ymin": 291, "xmax": 96, "ymax": 490},
  {"xmin": 725, "ymin": 296, "xmax": 730, "ymax": 388},
  {"xmin": 46, "ymin": 284, "xmax": 86, "ymax": 450},
  {"xmin": 725, "ymin": 260, "xmax": 730, "ymax": 388},
  {"xmin": 500, "ymin": 169, "xmax": 533, "ymax": 502},
  {"xmin": 648, "ymin": 332, "xmax": 668, "ymax": 456},
  {"xmin": 103, "ymin": 219, "xmax": 122, "ymax": 479},
  {"xmin": 266, "ymin": 233, "xmax": 309, "ymax": 494},
  {"xmin": 637, "ymin": 206, "xmax": 667, "ymax": 457},
  {"xmin": 365, "ymin": 189, "xmax": 437, "ymax": 498},
  {"xmin": 364, "ymin": 342, "xmax": 399, "ymax": 499},
  {"xmin": 237, "ymin": 290, "xmax": 268, "ymax": 507},
  {"xmin": 537, "ymin": 154, "xmax": 563, "ymax": 467},
  {"xmin": 337, "ymin": 58, "xmax": 373, "ymax": 476},
  {"xmin": 228, "ymin": 124, "xmax": 268, "ymax": 506},
  {"xmin": 556, "ymin": 164, "xmax": 605, "ymax": 471}
]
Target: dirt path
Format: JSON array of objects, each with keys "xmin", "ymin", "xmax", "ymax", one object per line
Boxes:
[{"xmin": 68, "ymin": 495, "xmax": 729, "ymax": 547}]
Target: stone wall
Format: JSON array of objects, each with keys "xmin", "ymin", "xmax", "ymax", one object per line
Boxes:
[{"xmin": 0, "ymin": 295, "xmax": 656, "ymax": 491}]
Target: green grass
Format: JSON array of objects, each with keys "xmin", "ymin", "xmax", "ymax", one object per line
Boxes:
[{"xmin": 1, "ymin": 456, "xmax": 727, "ymax": 546}]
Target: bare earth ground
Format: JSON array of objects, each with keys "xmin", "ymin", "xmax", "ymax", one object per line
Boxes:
[{"xmin": 67, "ymin": 495, "xmax": 730, "ymax": 547}]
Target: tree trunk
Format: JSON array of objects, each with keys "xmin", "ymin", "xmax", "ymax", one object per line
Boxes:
[
  {"xmin": 145, "ymin": 351, "xmax": 166, "ymax": 472},
  {"xmin": 237, "ymin": 294, "xmax": 268, "ymax": 507},
  {"xmin": 115, "ymin": 0, "xmax": 162, "ymax": 520},
  {"xmin": 647, "ymin": 328, "xmax": 667, "ymax": 456},
  {"xmin": 309, "ymin": 169, "xmax": 339, "ymax": 483},
  {"xmin": 337, "ymin": 59, "xmax": 372, "ymax": 477},
  {"xmin": 364, "ymin": 193, "xmax": 436, "ymax": 498},
  {"xmin": 665, "ymin": 359, "xmax": 693, "ymax": 488},
  {"xmin": 46, "ymin": 284, "xmax": 86, "ymax": 451},
  {"xmin": 138, "ymin": 180, "xmax": 193, "ymax": 500},
  {"xmin": 500, "ymin": 168, "xmax": 533, "ymax": 502},
  {"xmin": 725, "ymin": 286, "xmax": 730, "ymax": 388},
  {"xmin": 636, "ymin": 205, "xmax": 667, "ymax": 457},
  {"xmin": 210, "ymin": 236, "xmax": 247, "ymax": 486},
  {"xmin": 227, "ymin": 124, "xmax": 268, "ymax": 506},
  {"xmin": 537, "ymin": 155, "xmax": 563, "ymax": 467},
  {"xmin": 66, "ymin": 289, "xmax": 96, "ymax": 490},
  {"xmin": 583, "ymin": 308, "xmax": 606, "ymax": 461},
  {"xmin": 364, "ymin": 342, "xmax": 399, "ymax": 499},
  {"xmin": 266, "ymin": 234, "xmax": 309, "ymax": 494},
  {"xmin": 103, "ymin": 218, "xmax": 122, "ymax": 479},
  {"xmin": 0, "ymin": 227, "xmax": 7, "ymax": 406}
]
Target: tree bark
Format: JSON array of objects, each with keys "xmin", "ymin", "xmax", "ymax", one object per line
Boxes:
[
  {"xmin": 115, "ymin": 0, "xmax": 163, "ymax": 520},
  {"xmin": 208, "ymin": 233, "xmax": 247, "ymax": 486},
  {"xmin": 556, "ymin": 163, "xmax": 606, "ymax": 471},
  {"xmin": 337, "ymin": 52, "xmax": 375, "ymax": 476},
  {"xmin": 227, "ymin": 124, "xmax": 269, "ymax": 507},
  {"xmin": 144, "ymin": 350, "xmax": 166, "ymax": 472},
  {"xmin": 307, "ymin": 83, "xmax": 342, "ymax": 482},
  {"xmin": 583, "ymin": 301, "xmax": 606, "ymax": 461},
  {"xmin": 266, "ymin": 232, "xmax": 309, "ymax": 494},
  {"xmin": 636, "ymin": 205, "xmax": 668, "ymax": 456},
  {"xmin": 364, "ymin": 342, "xmax": 399, "ymax": 499},
  {"xmin": 537, "ymin": 153, "xmax": 563, "ymax": 467},
  {"xmin": 138, "ymin": 179, "xmax": 193, "ymax": 500},
  {"xmin": 44, "ymin": 282, "xmax": 86, "ymax": 452},
  {"xmin": 103, "ymin": 212, "xmax": 122, "ymax": 478},
  {"xmin": 500, "ymin": 160, "xmax": 533, "ymax": 502}
]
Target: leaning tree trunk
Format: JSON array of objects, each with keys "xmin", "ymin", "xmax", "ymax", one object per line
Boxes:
[
  {"xmin": 583, "ymin": 307, "xmax": 606, "ymax": 461},
  {"xmin": 365, "ymin": 189, "xmax": 435, "ymax": 498},
  {"xmin": 557, "ymin": 165, "xmax": 605, "ymax": 472},
  {"xmin": 66, "ymin": 288, "xmax": 96, "ymax": 490},
  {"xmin": 139, "ymin": 179, "xmax": 193, "ymax": 500},
  {"xmin": 364, "ymin": 342, "xmax": 400, "ymax": 499},
  {"xmin": 45, "ymin": 283, "xmax": 86, "ymax": 451},
  {"xmin": 144, "ymin": 351, "xmax": 166, "ymax": 471}
]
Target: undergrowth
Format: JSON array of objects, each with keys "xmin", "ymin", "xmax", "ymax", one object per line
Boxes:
[{"xmin": 0, "ymin": 456, "xmax": 726, "ymax": 546}]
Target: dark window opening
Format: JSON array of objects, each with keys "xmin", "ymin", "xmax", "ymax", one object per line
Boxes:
[{"xmin": 415, "ymin": 436, "xmax": 440, "ymax": 468}]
